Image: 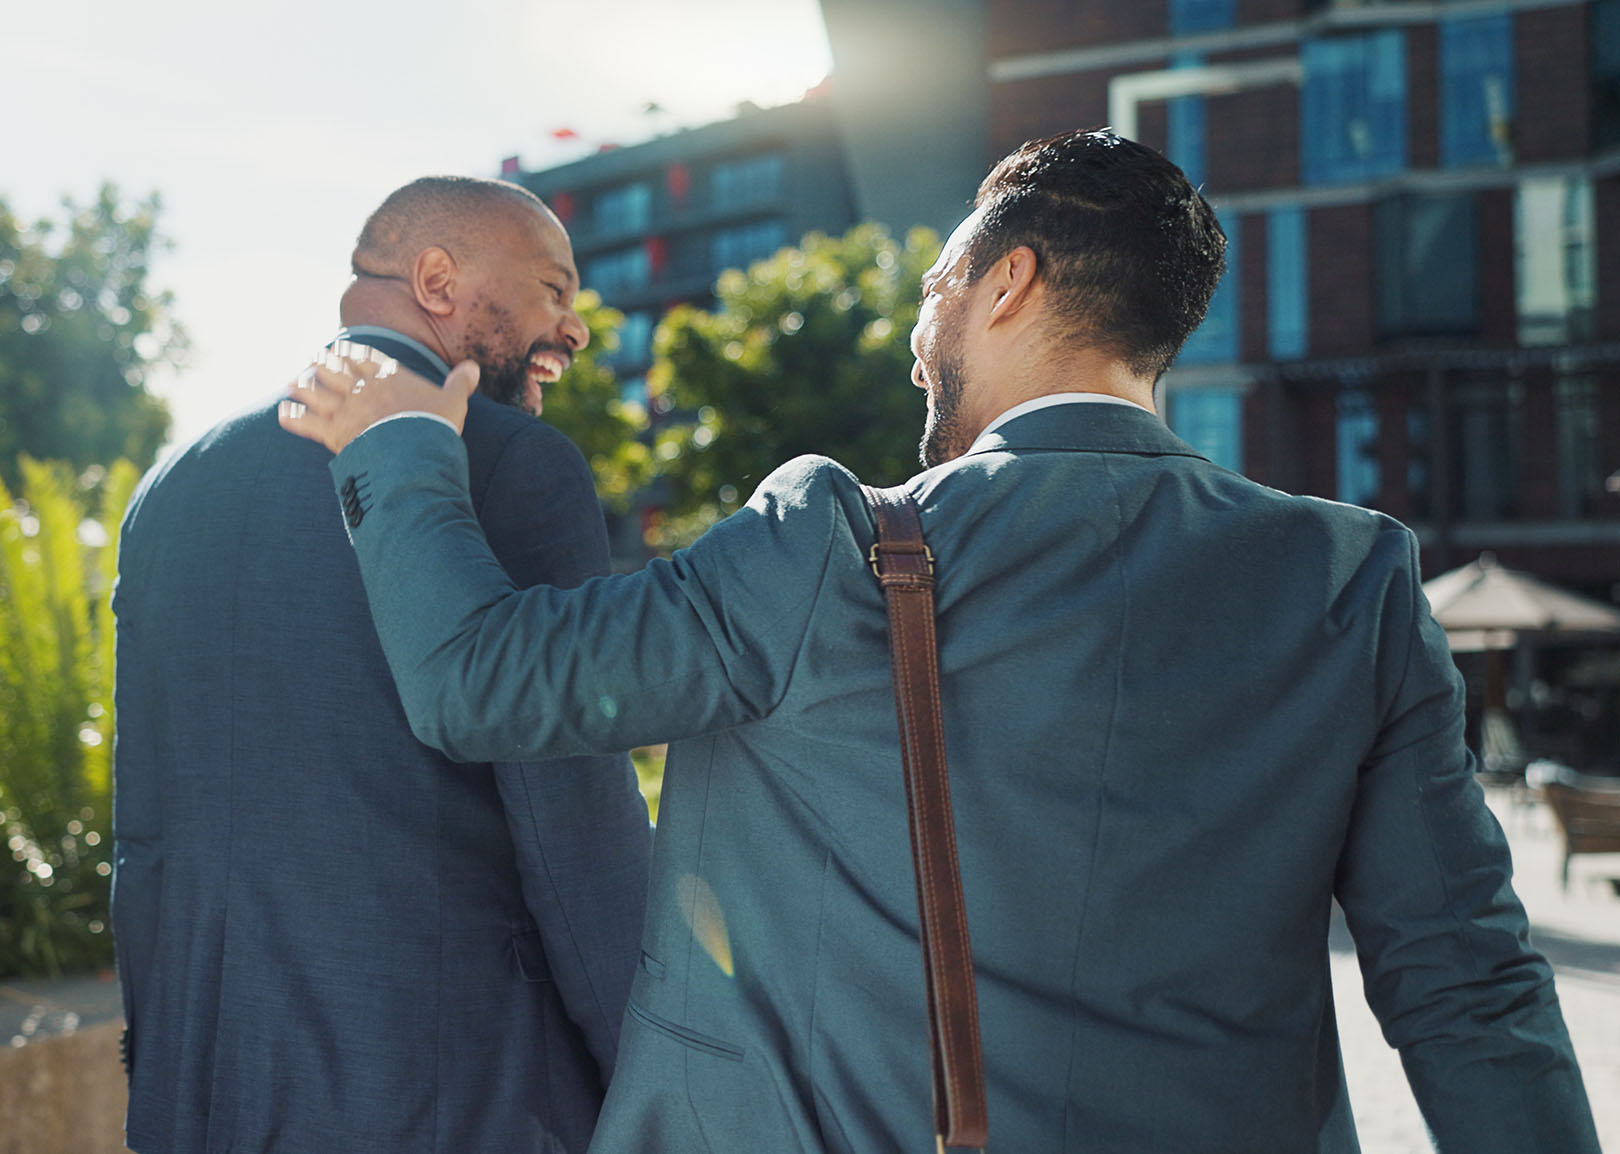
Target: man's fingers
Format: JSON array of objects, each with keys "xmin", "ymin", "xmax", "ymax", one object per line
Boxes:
[
  {"xmin": 278, "ymin": 397, "xmax": 342, "ymax": 453},
  {"xmin": 445, "ymin": 359, "xmax": 481, "ymax": 401},
  {"xmin": 279, "ymin": 345, "xmax": 472, "ymax": 455}
]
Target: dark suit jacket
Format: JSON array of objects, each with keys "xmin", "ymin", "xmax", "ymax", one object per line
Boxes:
[
  {"xmin": 111, "ymin": 333, "xmax": 651, "ymax": 1154},
  {"xmin": 330, "ymin": 400, "xmax": 1598, "ymax": 1153}
]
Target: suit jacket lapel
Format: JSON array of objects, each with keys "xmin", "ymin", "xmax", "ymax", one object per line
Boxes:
[{"xmin": 964, "ymin": 401, "xmax": 1208, "ymax": 462}]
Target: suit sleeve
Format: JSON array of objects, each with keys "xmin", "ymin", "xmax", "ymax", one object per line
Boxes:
[
  {"xmin": 110, "ymin": 483, "xmax": 161, "ymax": 1080},
  {"xmin": 1333, "ymin": 528, "xmax": 1599, "ymax": 1153},
  {"xmin": 473, "ymin": 421, "xmax": 652, "ymax": 1086},
  {"xmin": 330, "ymin": 417, "xmax": 840, "ymax": 764}
]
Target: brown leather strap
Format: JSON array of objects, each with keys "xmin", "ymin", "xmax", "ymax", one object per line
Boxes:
[{"xmin": 861, "ymin": 483, "xmax": 988, "ymax": 1151}]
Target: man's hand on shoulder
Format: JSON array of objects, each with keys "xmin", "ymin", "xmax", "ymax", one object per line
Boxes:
[{"xmin": 278, "ymin": 340, "xmax": 480, "ymax": 454}]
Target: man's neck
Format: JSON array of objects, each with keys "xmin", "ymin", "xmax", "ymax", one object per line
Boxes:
[
  {"xmin": 338, "ymin": 279, "xmax": 453, "ymax": 365},
  {"xmin": 970, "ymin": 348, "xmax": 1157, "ymax": 434}
]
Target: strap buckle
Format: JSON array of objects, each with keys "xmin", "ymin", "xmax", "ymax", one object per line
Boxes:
[{"xmin": 868, "ymin": 541, "xmax": 935, "ymax": 578}]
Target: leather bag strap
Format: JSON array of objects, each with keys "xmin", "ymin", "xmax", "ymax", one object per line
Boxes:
[{"xmin": 861, "ymin": 483, "xmax": 988, "ymax": 1151}]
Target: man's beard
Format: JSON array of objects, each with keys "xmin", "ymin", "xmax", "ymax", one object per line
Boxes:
[
  {"xmin": 472, "ymin": 337, "xmax": 572, "ymax": 415},
  {"xmin": 918, "ymin": 331, "xmax": 973, "ymax": 468}
]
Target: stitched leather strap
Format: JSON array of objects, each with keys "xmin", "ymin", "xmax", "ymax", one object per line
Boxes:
[{"xmin": 861, "ymin": 483, "xmax": 988, "ymax": 1151}]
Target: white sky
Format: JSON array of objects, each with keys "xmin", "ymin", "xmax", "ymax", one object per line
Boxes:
[{"xmin": 9, "ymin": 0, "xmax": 833, "ymax": 449}]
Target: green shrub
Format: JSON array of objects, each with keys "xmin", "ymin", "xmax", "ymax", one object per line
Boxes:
[{"xmin": 0, "ymin": 456, "xmax": 137, "ymax": 978}]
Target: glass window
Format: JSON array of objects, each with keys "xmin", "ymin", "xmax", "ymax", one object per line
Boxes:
[
  {"xmin": 1555, "ymin": 377, "xmax": 1602, "ymax": 518},
  {"xmin": 1178, "ymin": 214, "xmax": 1239, "ymax": 364},
  {"xmin": 711, "ymin": 220, "xmax": 788, "ymax": 273},
  {"xmin": 710, "ymin": 153, "xmax": 785, "ymax": 211},
  {"xmin": 1515, "ymin": 177, "xmax": 1596, "ymax": 346},
  {"xmin": 618, "ymin": 376, "xmax": 649, "ymax": 411},
  {"xmin": 613, "ymin": 311, "xmax": 656, "ymax": 368},
  {"xmin": 1167, "ymin": 388, "xmax": 1244, "ymax": 472},
  {"xmin": 1440, "ymin": 14, "xmax": 1514, "ymax": 168},
  {"xmin": 1451, "ymin": 380, "xmax": 1521, "ymax": 522},
  {"xmin": 1301, "ymin": 31, "xmax": 1407, "ymax": 184},
  {"xmin": 1595, "ymin": 0, "xmax": 1620, "ymax": 148},
  {"xmin": 1407, "ymin": 404, "xmax": 1432, "ymax": 520},
  {"xmin": 1336, "ymin": 388, "xmax": 1380, "ymax": 507},
  {"xmin": 1170, "ymin": 0, "xmax": 1234, "ymax": 35},
  {"xmin": 1167, "ymin": 53, "xmax": 1206, "ymax": 189},
  {"xmin": 593, "ymin": 183, "xmax": 652, "ymax": 236},
  {"xmin": 1267, "ymin": 206, "xmax": 1308, "ymax": 360},
  {"xmin": 1376, "ymin": 193, "xmax": 1478, "ymax": 337},
  {"xmin": 585, "ymin": 247, "xmax": 652, "ymax": 297}
]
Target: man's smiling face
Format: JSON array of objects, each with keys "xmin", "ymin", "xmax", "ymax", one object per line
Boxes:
[{"xmin": 459, "ymin": 207, "xmax": 588, "ymax": 416}]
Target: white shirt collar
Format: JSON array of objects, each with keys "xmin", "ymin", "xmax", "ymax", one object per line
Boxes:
[{"xmin": 974, "ymin": 392, "xmax": 1152, "ymax": 444}]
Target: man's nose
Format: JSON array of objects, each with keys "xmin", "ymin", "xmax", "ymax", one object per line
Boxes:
[{"xmin": 560, "ymin": 308, "xmax": 589, "ymax": 352}]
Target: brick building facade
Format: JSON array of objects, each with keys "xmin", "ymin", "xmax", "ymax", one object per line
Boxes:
[{"xmin": 980, "ymin": 0, "xmax": 1620, "ymax": 592}]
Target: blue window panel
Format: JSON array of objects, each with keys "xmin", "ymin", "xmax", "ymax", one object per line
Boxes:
[
  {"xmin": 1170, "ymin": 0, "xmax": 1234, "ymax": 35},
  {"xmin": 1301, "ymin": 31, "xmax": 1407, "ymax": 184},
  {"xmin": 1336, "ymin": 389, "xmax": 1381, "ymax": 506},
  {"xmin": 1597, "ymin": 0, "xmax": 1620, "ymax": 147},
  {"xmin": 611, "ymin": 311, "xmax": 656, "ymax": 368},
  {"xmin": 1440, "ymin": 14, "xmax": 1514, "ymax": 168},
  {"xmin": 1167, "ymin": 53, "xmax": 1206, "ymax": 188},
  {"xmin": 1168, "ymin": 389, "xmax": 1244, "ymax": 473},
  {"xmin": 585, "ymin": 247, "xmax": 651, "ymax": 297},
  {"xmin": 1267, "ymin": 206, "xmax": 1308, "ymax": 360},
  {"xmin": 711, "ymin": 154, "xmax": 785, "ymax": 211},
  {"xmin": 711, "ymin": 220, "xmax": 788, "ymax": 273},
  {"xmin": 594, "ymin": 183, "xmax": 652, "ymax": 236},
  {"xmin": 1178, "ymin": 214, "xmax": 1239, "ymax": 364}
]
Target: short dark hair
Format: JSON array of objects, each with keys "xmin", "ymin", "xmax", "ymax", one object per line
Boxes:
[
  {"xmin": 965, "ymin": 129, "xmax": 1226, "ymax": 379},
  {"xmin": 353, "ymin": 176, "xmax": 553, "ymax": 276}
]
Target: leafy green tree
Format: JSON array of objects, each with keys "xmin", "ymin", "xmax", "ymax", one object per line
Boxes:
[
  {"xmin": 0, "ymin": 186, "xmax": 184, "ymax": 489},
  {"xmin": 0, "ymin": 457, "xmax": 137, "ymax": 977},
  {"xmin": 539, "ymin": 290, "xmax": 653, "ymax": 509},
  {"xmin": 648, "ymin": 224, "xmax": 940, "ymax": 543}
]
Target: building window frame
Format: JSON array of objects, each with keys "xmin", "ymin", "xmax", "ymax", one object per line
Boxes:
[
  {"xmin": 593, "ymin": 182, "xmax": 653, "ymax": 238},
  {"xmin": 1167, "ymin": 387, "xmax": 1245, "ymax": 473},
  {"xmin": 1300, "ymin": 30, "xmax": 1408, "ymax": 185},
  {"xmin": 1178, "ymin": 214, "xmax": 1240, "ymax": 365},
  {"xmin": 1375, "ymin": 192, "xmax": 1479, "ymax": 339},
  {"xmin": 1267, "ymin": 206, "xmax": 1308, "ymax": 360},
  {"xmin": 1439, "ymin": 13, "xmax": 1515, "ymax": 169},
  {"xmin": 1515, "ymin": 176, "xmax": 1596, "ymax": 347}
]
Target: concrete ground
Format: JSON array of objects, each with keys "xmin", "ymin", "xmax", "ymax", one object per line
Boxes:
[{"xmin": 3, "ymin": 785, "xmax": 1615, "ymax": 1152}]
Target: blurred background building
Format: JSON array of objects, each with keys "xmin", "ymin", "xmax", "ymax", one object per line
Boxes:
[
  {"xmin": 510, "ymin": 0, "xmax": 1620, "ymax": 596},
  {"xmin": 515, "ymin": 96, "xmax": 857, "ymax": 414}
]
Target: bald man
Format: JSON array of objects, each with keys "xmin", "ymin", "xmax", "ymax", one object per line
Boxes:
[{"xmin": 111, "ymin": 176, "xmax": 652, "ymax": 1154}]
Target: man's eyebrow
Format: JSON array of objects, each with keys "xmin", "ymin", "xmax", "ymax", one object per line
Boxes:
[{"xmin": 540, "ymin": 261, "xmax": 580, "ymax": 292}]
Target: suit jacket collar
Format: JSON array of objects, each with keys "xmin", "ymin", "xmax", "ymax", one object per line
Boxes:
[
  {"xmin": 333, "ymin": 326, "xmax": 449, "ymax": 385},
  {"xmin": 963, "ymin": 398, "xmax": 1207, "ymax": 461}
]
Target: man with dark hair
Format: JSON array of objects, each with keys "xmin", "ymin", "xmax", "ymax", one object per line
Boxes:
[
  {"xmin": 282, "ymin": 133, "xmax": 1597, "ymax": 1152},
  {"xmin": 113, "ymin": 175, "xmax": 651, "ymax": 1154}
]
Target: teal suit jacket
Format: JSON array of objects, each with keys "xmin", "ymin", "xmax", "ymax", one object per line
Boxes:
[{"xmin": 328, "ymin": 401, "xmax": 1597, "ymax": 1153}]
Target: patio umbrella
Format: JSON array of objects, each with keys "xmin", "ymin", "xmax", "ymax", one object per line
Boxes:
[
  {"xmin": 1421, "ymin": 553, "xmax": 1620, "ymax": 652},
  {"xmin": 1424, "ymin": 554, "xmax": 1620, "ymax": 773}
]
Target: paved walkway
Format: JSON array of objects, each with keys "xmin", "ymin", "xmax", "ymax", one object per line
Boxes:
[{"xmin": 1333, "ymin": 787, "xmax": 1620, "ymax": 1152}]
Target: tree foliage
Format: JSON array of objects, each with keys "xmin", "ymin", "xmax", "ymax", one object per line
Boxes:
[
  {"xmin": 0, "ymin": 457, "xmax": 137, "ymax": 977},
  {"xmin": 0, "ymin": 186, "xmax": 184, "ymax": 490},
  {"xmin": 648, "ymin": 224, "xmax": 940, "ymax": 542},
  {"xmin": 541, "ymin": 291, "xmax": 652, "ymax": 509}
]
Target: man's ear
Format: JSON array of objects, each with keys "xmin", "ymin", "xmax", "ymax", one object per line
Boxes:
[
  {"xmin": 986, "ymin": 244, "xmax": 1041, "ymax": 327},
  {"xmin": 411, "ymin": 246, "xmax": 458, "ymax": 318}
]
